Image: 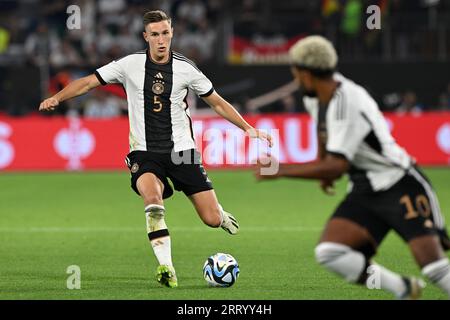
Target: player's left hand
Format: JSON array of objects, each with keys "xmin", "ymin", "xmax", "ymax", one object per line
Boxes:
[
  {"xmin": 246, "ymin": 128, "xmax": 273, "ymax": 147},
  {"xmin": 320, "ymin": 179, "xmax": 336, "ymax": 195},
  {"xmin": 254, "ymin": 154, "xmax": 278, "ymax": 181}
]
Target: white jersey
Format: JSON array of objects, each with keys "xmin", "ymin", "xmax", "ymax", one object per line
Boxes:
[
  {"xmin": 304, "ymin": 73, "xmax": 413, "ymax": 193},
  {"xmin": 95, "ymin": 50, "xmax": 214, "ymax": 153}
]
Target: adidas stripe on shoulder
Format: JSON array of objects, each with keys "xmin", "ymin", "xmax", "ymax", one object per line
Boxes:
[{"xmin": 172, "ymin": 51, "xmax": 201, "ymax": 72}]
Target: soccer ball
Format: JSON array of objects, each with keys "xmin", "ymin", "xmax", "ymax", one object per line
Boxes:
[{"xmin": 203, "ymin": 253, "xmax": 240, "ymax": 287}]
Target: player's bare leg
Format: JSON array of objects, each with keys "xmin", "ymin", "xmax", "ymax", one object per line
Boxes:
[
  {"xmin": 137, "ymin": 173, "xmax": 177, "ymax": 288},
  {"xmin": 319, "ymin": 217, "xmax": 376, "ymax": 248},
  {"xmin": 137, "ymin": 173, "xmax": 164, "ymax": 206},
  {"xmin": 316, "ymin": 217, "xmax": 423, "ymax": 299},
  {"xmin": 409, "ymin": 234, "xmax": 450, "ymax": 297},
  {"xmin": 189, "ymin": 190, "xmax": 239, "ymax": 235}
]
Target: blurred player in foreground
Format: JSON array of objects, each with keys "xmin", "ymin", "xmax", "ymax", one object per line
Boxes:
[
  {"xmin": 256, "ymin": 35, "xmax": 450, "ymax": 299},
  {"xmin": 39, "ymin": 10, "xmax": 272, "ymax": 288}
]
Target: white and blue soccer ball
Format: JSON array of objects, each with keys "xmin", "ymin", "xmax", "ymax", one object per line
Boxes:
[{"xmin": 203, "ymin": 253, "xmax": 240, "ymax": 287}]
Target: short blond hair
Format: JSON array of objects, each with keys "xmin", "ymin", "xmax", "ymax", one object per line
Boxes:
[{"xmin": 289, "ymin": 35, "xmax": 338, "ymax": 72}]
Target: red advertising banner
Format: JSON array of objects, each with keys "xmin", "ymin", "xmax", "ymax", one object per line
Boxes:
[
  {"xmin": 0, "ymin": 116, "xmax": 129, "ymax": 171},
  {"xmin": 0, "ymin": 112, "xmax": 449, "ymax": 171},
  {"xmin": 386, "ymin": 113, "xmax": 450, "ymax": 165},
  {"xmin": 228, "ymin": 35, "xmax": 304, "ymax": 65}
]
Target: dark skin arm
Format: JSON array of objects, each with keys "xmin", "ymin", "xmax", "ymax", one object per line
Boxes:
[
  {"xmin": 317, "ymin": 132, "xmax": 337, "ymax": 195},
  {"xmin": 256, "ymin": 153, "xmax": 349, "ymax": 181},
  {"xmin": 254, "ymin": 132, "xmax": 346, "ymax": 194},
  {"xmin": 256, "ymin": 153, "xmax": 349, "ymax": 180}
]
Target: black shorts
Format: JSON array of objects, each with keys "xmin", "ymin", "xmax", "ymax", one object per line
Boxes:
[
  {"xmin": 332, "ymin": 166, "xmax": 450, "ymax": 249},
  {"xmin": 125, "ymin": 149, "xmax": 213, "ymax": 199}
]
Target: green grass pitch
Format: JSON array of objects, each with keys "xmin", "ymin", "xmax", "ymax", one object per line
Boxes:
[{"xmin": 1, "ymin": 168, "xmax": 449, "ymax": 300}]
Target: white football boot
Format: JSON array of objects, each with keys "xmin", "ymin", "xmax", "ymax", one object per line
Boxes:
[{"xmin": 219, "ymin": 204, "xmax": 239, "ymax": 235}]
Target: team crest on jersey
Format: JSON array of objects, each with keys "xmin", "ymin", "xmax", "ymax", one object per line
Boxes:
[
  {"xmin": 131, "ymin": 163, "xmax": 139, "ymax": 173},
  {"xmin": 152, "ymin": 82, "xmax": 164, "ymax": 94}
]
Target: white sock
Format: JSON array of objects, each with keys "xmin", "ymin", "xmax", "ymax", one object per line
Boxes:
[
  {"xmin": 151, "ymin": 236, "xmax": 173, "ymax": 267},
  {"xmin": 368, "ymin": 263, "xmax": 407, "ymax": 298},
  {"xmin": 315, "ymin": 242, "xmax": 407, "ymax": 297},
  {"xmin": 422, "ymin": 258, "xmax": 450, "ymax": 297},
  {"xmin": 315, "ymin": 242, "xmax": 366, "ymax": 282},
  {"xmin": 145, "ymin": 204, "xmax": 173, "ymax": 267}
]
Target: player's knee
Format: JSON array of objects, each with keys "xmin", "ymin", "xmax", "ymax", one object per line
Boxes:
[
  {"xmin": 142, "ymin": 193, "xmax": 163, "ymax": 207},
  {"xmin": 315, "ymin": 242, "xmax": 366, "ymax": 283},
  {"xmin": 409, "ymin": 234, "xmax": 446, "ymax": 268}
]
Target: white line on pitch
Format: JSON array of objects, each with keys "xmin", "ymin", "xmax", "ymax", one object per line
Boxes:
[{"xmin": 0, "ymin": 226, "xmax": 321, "ymax": 233}]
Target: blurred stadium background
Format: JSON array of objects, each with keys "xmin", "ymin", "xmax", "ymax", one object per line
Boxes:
[{"xmin": 0, "ymin": 0, "xmax": 450, "ymax": 300}]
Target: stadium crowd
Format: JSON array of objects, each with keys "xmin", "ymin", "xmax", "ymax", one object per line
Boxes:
[
  {"xmin": 0, "ymin": 0, "xmax": 222, "ymax": 66},
  {"xmin": 0, "ymin": 0, "xmax": 449, "ymax": 116}
]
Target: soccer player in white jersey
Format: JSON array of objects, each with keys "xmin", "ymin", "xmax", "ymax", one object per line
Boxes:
[
  {"xmin": 256, "ymin": 35, "xmax": 450, "ymax": 299},
  {"xmin": 39, "ymin": 10, "xmax": 272, "ymax": 288}
]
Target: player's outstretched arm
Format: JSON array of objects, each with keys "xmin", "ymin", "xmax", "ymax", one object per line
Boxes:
[
  {"xmin": 202, "ymin": 91, "xmax": 273, "ymax": 147},
  {"xmin": 39, "ymin": 74, "xmax": 101, "ymax": 112},
  {"xmin": 255, "ymin": 153, "xmax": 349, "ymax": 182}
]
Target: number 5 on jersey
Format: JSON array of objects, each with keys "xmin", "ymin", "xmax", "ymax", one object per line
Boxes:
[{"xmin": 153, "ymin": 96, "xmax": 163, "ymax": 112}]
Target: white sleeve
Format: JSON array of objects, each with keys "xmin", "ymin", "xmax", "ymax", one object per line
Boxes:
[
  {"xmin": 326, "ymin": 93, "xmax": 370, "ymax": 161},
  {"xmin": 188, "ymin": 65, "xmax": 214, "ymax": 97},
  {"xmin": 95, "ymin": 59, "xmax": 126, "ymax": 85}
]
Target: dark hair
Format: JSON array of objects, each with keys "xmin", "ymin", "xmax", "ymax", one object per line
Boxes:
[
  {"xmin": 143, "ymin": 10, "xmax": 171, "ymax": 27},
  {"xmin": 294, "ymin": 65, "xmax": 334, "ymax": 79}
]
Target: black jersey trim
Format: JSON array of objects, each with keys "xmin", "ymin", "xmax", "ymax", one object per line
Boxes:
[
  {"xmin": 360, "ymin": 111, "xmax": 371, "ymax": 126},
  {"xmin": 360, "ymin": 111, "xmax": 408, "ymax": 169},
  {"xmin": 94, "ymin": 71, "xmax": 107, "ymax": 86},
  {"xmin": 183, "ymin": 89, "xmax": 195, "ymax": 142},
  {"xmin": 348, "ymin": 165, "xmax": 374, "ymax": 193},
  {"xmin": 199, "ymin": 87, "xmax": 214, "ymax": 97},
  {"xmin": 360, "ymin": 112, "xmax": 382, "ymax": 154},
  {"xmin": 148, "ymin": 51, "xmax": 173, "ymax": 66},
  {"xmin": 143, "ymin": 51, "xmax": 174, "ymax": 153},
  {"xmin": 364, "ymin": 131, "xmax": 382, "ymax": 154}
]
